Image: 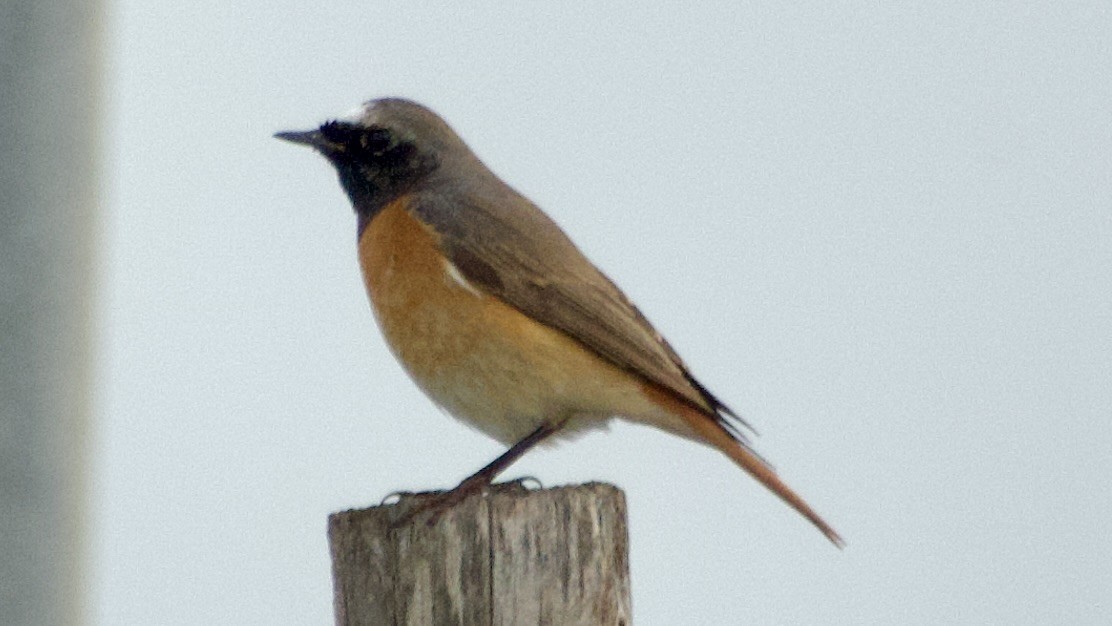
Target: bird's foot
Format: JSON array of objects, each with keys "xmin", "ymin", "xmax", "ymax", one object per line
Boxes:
[
  {"xmin": 388, "ymin": 473, "xmax": 491, "ymax": 529},
  {"xmin": 387, "ymin": 476, "xmax": 544, "ymax": 529}
]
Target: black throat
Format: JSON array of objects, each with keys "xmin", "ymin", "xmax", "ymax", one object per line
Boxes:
[
  {"xmin": 335, "ymin": 162, "xmax": 391, "ymax": 237},
  {"xmin": 333, "ymin": 152, "xmax": 437, "ymax": 238}
]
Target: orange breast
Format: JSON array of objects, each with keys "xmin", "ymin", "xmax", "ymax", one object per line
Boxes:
[
  {"xmin": 359, "ymin": 198, "xmax": 513, "ymax": 393},
  {"xmin": 357, "ymin": 198, "xmax": 695, "ymax": 445}
]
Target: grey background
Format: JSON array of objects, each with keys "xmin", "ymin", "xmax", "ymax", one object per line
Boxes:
[{"xmin": 95, "ymin": 2, "xmax": 1111, "ymax": 624}]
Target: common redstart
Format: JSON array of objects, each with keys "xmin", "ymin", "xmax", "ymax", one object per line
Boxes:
[{"xmin": 276, "ymin": 98, "xmax": 842, "ymax": 546}]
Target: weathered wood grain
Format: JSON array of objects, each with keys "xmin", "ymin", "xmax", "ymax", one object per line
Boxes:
[{"xmin": 329, "ymin": 482, "xmax": 631, "ymax": 626}]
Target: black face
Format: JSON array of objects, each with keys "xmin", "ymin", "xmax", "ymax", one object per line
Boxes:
[
  {"xmin": 314, "ymin": 120, "xmax": 438, "ymax": 222},
  {"xmin": 318, "ymin": 121, "xmax": 399, "ymax": 161}
]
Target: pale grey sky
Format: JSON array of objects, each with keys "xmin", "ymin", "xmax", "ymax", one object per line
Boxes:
[{"xmin": 96, "ymin": 2, "xmax": 1112, "ymax": 624}]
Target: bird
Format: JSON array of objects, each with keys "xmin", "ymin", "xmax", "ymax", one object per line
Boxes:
[{"xmin": 276, "ymin": 98, "xmax": 843, "ymax": 547}]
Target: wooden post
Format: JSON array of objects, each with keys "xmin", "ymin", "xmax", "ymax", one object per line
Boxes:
[{"xmin": 328, "ymin": 481, "xmax": 631, "ymax": 626}]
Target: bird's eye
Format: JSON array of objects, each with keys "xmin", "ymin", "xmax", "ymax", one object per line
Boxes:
[
  {"xmin": 362, "ymin": 127, "xmax": 393, "ymax": 154},
  {"xmin": 318, "ymin": 122, "xmax": 397, "ymax": 158}
]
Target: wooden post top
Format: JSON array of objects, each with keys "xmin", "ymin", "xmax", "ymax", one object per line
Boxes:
[{"xmin": 329, "ymin": 481, "xmax": 631, "ymax": 626}]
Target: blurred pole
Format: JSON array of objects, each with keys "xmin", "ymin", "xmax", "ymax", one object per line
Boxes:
[{"xmin": 0, "ymin": 0, "xmax": 103, "ymax": 624}]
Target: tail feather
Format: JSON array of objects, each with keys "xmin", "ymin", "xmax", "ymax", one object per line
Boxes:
[
  {"xmin": 646, "ymin": 384, "xmax": 844, "ymax": 547},
  {"xmin": 697, "ymin": 414, "xmax": 845, "ymax": 548}
]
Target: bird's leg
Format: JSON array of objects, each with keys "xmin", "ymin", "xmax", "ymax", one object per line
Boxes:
[
  {"xmin": 461, "ymin": 422, "xmax": 559, "ymax": 487},
  {"xmin": 392, "ymin": 422, "xmax": 560, "ymax": 528}
]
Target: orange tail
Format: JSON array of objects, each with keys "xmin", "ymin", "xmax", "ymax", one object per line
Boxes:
[{"xmin": 648, "ymin": 385, "xmax": 844, "ymax": 547}]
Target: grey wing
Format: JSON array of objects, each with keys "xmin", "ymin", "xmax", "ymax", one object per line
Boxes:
[{"xmin": 411, "ymin": 191, "xmax": 752, "ymax": 439}]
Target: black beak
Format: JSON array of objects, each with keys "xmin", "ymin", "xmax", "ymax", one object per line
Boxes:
[{"xmin": 274, "ymin": 129, "xmax": 328, "ymax": 149}]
